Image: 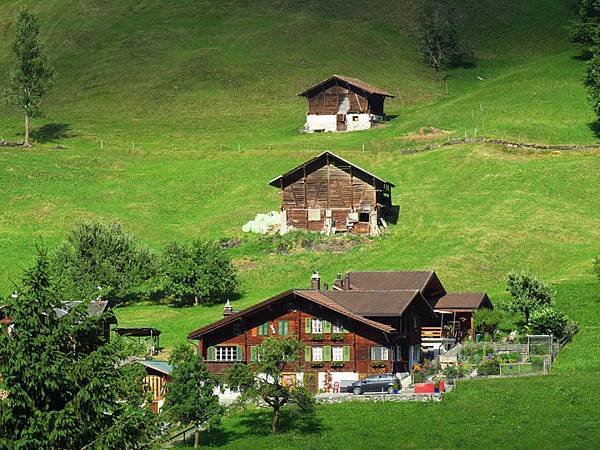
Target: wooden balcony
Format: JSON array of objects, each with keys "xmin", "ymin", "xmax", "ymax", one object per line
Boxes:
[{"xmin": 421, "ymin": 327, "xmax": 443, "ymax": 340}]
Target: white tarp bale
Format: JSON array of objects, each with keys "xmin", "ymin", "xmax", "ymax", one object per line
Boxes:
[{"xmin": 242, "ymin": 211, "xmax": 282, "ymax": 234}]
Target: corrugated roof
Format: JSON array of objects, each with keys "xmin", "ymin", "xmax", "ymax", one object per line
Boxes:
[
  {"xmin": 297, "ymin": 74, "xmax": 394, "ymax": 97},
  {"xmin": 434, "ymin": 293, "xmax": 490, "ymax": 311},
  {"xmin": 317, "ymin": 290, "xmax": 420, "ymax": 316},
  {"xmin": 344, "ymin": 271, "xmax": 435, "ymax": 291},
  {"xmin": 268, "ymin": 151, "xmax": 394, "ymax": 188}
]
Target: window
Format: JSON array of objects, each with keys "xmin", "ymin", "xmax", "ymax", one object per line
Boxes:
[
  {"xmin": 312, "ymin": 347, "xmax": 323, "ymax": 362},
  {"xmin": 278, "ymin": 320, "xmax": 289, "ymax": 336},
  {"xmin": 370, "ymin": 346, "xmax": 390, "ymax": 361},
  {"xmin": 359, "ymin": 212, "xmax": 370, "ymax": 223},
  {"xmin": 312, "ymin": 318, "xmax": 323, "ymax": 334},
  {"xmin": 332, "ymin": 346, "xmax": 344, "ymax": 362},
  {"xmin": 215, "ymin": 346, "xmax": 238, "ymax": 361},
  {"xmin": 332, "ymin": 320, "xmax": 345, "ymax": 333},
  {"xmin": 352, "ymin": 115, "xmax": 359, "ymax": 122},
  {"xmin": 258, "ymin": 322, "xmax": 269, "ymax": 336}
]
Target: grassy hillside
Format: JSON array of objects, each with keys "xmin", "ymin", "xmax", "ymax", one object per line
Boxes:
[{"xmin": 1, "ymin": 1, "xmax": 600, "ymax": 448}]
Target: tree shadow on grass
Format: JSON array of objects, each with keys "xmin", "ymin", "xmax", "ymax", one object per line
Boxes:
[
  {"xmin": 201, "ymin": 407, "xmax": 324, "ymax": 447},
  {"xmin": 30, "ymin": 122, "xmax": 74, "ymax": 143},
  {"xmin": 587, "ymin": 120, "xmax": 600, "ymax": 139}
]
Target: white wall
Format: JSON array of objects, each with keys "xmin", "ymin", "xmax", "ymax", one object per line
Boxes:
[{"xmin": 304, "ymin": 113, "xmax": 383, "ymax": 133}]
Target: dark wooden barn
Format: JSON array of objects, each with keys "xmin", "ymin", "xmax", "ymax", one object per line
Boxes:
[
  {"xmin": 297, "ymin": 75, "xmax": 394, "ymax": 132},
  {"xmin": 268, "ymin": 151, "xmax": 394, "ymax": 235}
]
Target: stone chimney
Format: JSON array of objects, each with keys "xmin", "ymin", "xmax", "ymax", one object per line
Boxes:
[
  {"xmin": 344, "ymin": 272, "xmax": 350, "ymax": 290},
  {"xmin": 223, "ymin": 299, "xmax": 233, "ymax": 317},
  {"xmin": 311, "ymin": 271, "xmax": 321, "ymax": 290}
]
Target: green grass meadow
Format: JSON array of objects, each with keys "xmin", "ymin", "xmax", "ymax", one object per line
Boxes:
[{"xmin": 1, "ymin": 0, "xmax": 600, "ymax": 448}]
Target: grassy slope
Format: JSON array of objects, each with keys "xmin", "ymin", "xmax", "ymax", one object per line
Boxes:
[{"xmin": 0, "ymin": 1, "xmax": 599, "ymax": 448}]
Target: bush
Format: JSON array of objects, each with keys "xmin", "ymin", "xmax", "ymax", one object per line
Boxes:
[
  {"xmin": 443, "ymin": 364, "xmax": 467, "ymax": 379},
  {"xmin": 51, "ymin": 220, "xmax": 157, "ymax": 306},
  {"xmin": 497, "ymin": 352, "xmax": 522, "ymax": 363},
  {"xmin": 477, "ymin": 356, "xmax": 501, "ymax": 376},
  {"xmin": 506, "ymin": 271, "xmax": 554, "ymax": 323},
  {"xmin": 528, "ymin": 307, "xmax": 569, "ymax": 338}
]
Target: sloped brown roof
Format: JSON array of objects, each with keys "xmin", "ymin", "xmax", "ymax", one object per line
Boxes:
[
  {"xmin": 434, "ymin": 293, "xmax": 492, "ymax": 311},
  {"xmin": 343, "ymin": 271, "xmax": 435, "ymax": 291},
  {"xmin": 188, "ymin": 289, "xmax": 395, "ymax": 339},
  {"xmin": 268, "ymin": 151, "xmax": 394, "ymax": 188},
  {"xmin": 297, "ymin": 74, "xmax": 394, "ymax": 98},
  {"xmin": 315, "ymin": 290, "xmax": 422, "ymax": 317}
]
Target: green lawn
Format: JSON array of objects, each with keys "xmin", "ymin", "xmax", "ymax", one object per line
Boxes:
[{"xmin": 1, "ymin": 0, "xmax": 600, "ymax": 448}]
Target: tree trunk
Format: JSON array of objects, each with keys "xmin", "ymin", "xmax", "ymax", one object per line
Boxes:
[
  {"xmin": 24, "ymin": 113, "xmax": 31, "ymax": 147},
  {"xmin": 194, "ymin": 428, "xmax": 200, "ymax": 449},
  {"xmin": 272, "ymin": 406, "xmax": 281, "ymax": 433},
  {"xmin": 194, "ymin": 295, "xmax": 199, "ymax": 306}
]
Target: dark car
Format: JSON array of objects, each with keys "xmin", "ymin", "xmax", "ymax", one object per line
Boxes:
[{"xmin": 347, "ymin": 374, "xmax": 398, "ymax": 395}]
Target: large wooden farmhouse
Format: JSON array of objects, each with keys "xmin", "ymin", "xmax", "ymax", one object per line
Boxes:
[
  {"xmin": 269, "ymin": 151, "xmax": 394, "ymax": 235},
  {"xmin": 298, "ymin": 75, "xmax": 394, "ymax": 133},
  {"xmin": 188, "ymin": 271, "xmax": 492, "ymax": 392}
]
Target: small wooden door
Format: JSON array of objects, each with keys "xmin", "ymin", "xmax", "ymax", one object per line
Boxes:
[{"xmin": 336, "ymin": 114, "xmax": 346, "ymax": 131}]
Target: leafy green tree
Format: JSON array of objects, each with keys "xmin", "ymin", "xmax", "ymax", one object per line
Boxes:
[
  {"xmin": 416, "ymin": 0, "xmax": 471, "ymax": 78},
  {"xmin": 226, "ymin": 337, "xmax": 316, "ymax": 433},
  {"xmin": 165, "ymin": 344, "xmax": 223, "ymax": 449},
  {"xmin": 528, "ymin": 307, "xmax": 569, "ymax": 338},
  {"xmin": 52, "ymin": 220, "xmax": 157, "ymax": 306},
  {"xmin": 162, "ymin": 240, "xmax": 238, "ymax": 306},
  {"xmin": 506, "ymin": 271, "xmax": 554, "ymax": 323},
  {"xmin": 0, "ymin": 248, "xmax": 156, "ymax": 449},
  {"xmin": 5, "ymin": 10, "xmax": 54, "ymax": 147},
  {"xmin": 569, "ymin": 0, "xmax": 600, "ymax": 51},
  {"xmin": 473, "ymin": 308, "xmax": 503, "ymax": 336}
]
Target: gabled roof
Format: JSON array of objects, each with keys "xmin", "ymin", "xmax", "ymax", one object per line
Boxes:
[
  {"xmin": 268, "ymin": 151, "xmax": 394, "ymax": 188},
  {"xmin": 140, "ymin": 360, "xmax": 173, "ymax": 376},
  {"xmin": 340, "ymin": 271, "xmax": 435, "ymax": 291},
  {"xmin": 54, "ymin": 300, "xmax": 112, "ymax": 319},
  {"xmin": 187, "ymin": 289, "xmax": 395, "ymax": 339},
  {"xmin": 297, "ymin": 74, "xmax": 394, "ymax": 98},
  {"xmin": 434, "ymin": 293, "xmax": 492, "ymax": 312},
  {"xmin": 311, "ymin": 290, "xmax": 427, "ymax": 317}
]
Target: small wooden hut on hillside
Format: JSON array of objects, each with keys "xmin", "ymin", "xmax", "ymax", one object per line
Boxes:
[
  {"xmin": 269, "ymin": 151, "xmax": 394, "ymax": 235},
  {"xmin": 297, "ymin": 75, "xmax": 394, "ymax": 133}
]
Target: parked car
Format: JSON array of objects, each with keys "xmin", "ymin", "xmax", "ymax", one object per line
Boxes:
[{"xmin": 347, "ymin": 374, "xmax": 398, "ymax": 395}]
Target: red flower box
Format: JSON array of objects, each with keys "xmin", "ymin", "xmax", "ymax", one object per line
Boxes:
[{"xmin": 414, "ymin": 383, "xmax": 435, "ymax": 394}]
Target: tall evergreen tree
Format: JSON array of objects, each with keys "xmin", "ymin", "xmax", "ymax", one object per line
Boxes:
[
  {"xmin": 0, "ymin": 248, "xmax": 157, "ymax": 449},
  {"xmin": 569, "ymin": 0, "xmax": 600, "ymax": 51},
  {"xmin": 6, "ymin": 10, "xmax": 54, "ymax": 147}
]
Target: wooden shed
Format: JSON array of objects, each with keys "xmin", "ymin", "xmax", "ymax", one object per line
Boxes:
[
  {"xmin": 297, "ymin": 75, "xmax": 394, "ymax": 133},
  {"xmin": 269, "ymin": 151, "xmax": 394, "ymax": 235}
]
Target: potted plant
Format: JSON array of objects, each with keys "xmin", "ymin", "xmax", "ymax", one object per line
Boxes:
[
  {"xmin": 392, "ymin": 378, "xmax": 401, "ymax": 394},
  {"xmin": 311, "ymin": 333, "xmax": 325, "ymax": 341},
  {"xmin": 331, "ymin": 361, "xmax": 344, "ymax": 368},
  {"xmin": 331, "ymin": 332, "xmax": 344, "ymax": 341}
]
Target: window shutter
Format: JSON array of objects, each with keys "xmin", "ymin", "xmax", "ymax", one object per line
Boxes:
[
  {"xmin": 250, "ymin": 346, "xmax": 257, "ymax": 361},
  {"xmin": 370, "ymin": 347, "xmax": 376, "ymax": 360},
  {"xmin": 343, "ymin": 345, "xmax": 350, "ymax": 361},
  {"xmin": 277, "ymin": 321, "xmax": 283, "ymax": 335},
  {"xmin": 207, "ymin": 346, "xmax": 216, "ymax": 361},
  {"xmin": 305, "ymin": 318, "xmax": 311, "ymax": 334},
  {"xmin": 323, "ymin": 320, "xmax": 332, "ymax": 333},
  {"xmin": 323, "ymin": 345, "xmax": 332, "ymax": 361},
  {"xmin": 236, "ymin": 346, "xmax": 243, "ymax": 361},
  {"xmin": 305, "ymin": 346, "xmax": 311, "ymax": 362},
  {"xmin": 284, "ymin": 320, "xmax": 289, "ymax": 335}
]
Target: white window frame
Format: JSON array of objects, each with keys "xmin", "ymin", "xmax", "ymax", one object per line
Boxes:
[
  {"xmin": 312, "ymin": 346, "xmax": 323, "ymax": 362},
  {"xmin": 332, "ymin": 346, "xmax": 344, "ymax": 362},
  {"xmin": 332, "ymin": 320, "xmax": 344, "ymax": 333},
  {"xmin": 312, "ymin": 318, "xmax": 323, "ymax": 334},
  {"xmin": 370, "ymin": 346, "xmax": 389, "ymax": 361},
  {"xmin": 215, "ymin": 346, "xmax": 237, "ymax": 362}
]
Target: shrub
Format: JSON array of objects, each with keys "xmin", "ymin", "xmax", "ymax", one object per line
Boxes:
[
  {"xmin": 497, "ymin": 352, "xmax": 522, "ymax": 363},
  {"xmin": 477, "ymin": 356, "xmax": 501, "ymax": 376},
  {"xmin": 443, "ymin": 364, "xmax": 467, "ymax": 379},
  {"xmin": 473, "ymin": 308, "xmax": 503, "ymax": 336},
  {"xmin": 528, "ymin": 307, "xmax": 569, "ymax": 338}
]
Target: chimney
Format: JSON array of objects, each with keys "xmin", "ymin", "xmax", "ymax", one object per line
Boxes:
[
  {"xmin": 344, "ymin": 272, "xmax": 350, "ymax": 290},
  {"xmin": 311, "ymin": 271, "xmax": 321, "ymax": 290},
  {"xmin": 223, "ymin": 299, "xmax": 233, "ymax": 317}
]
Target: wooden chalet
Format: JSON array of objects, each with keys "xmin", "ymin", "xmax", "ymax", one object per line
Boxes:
[
  {"xmin": 269, "ymin": 151, "xmax": 394, "ymax": 235},
  {"xmin": 298, "ymin": 75, "xmax": 394, "ymax": 133},
  {"xmin": 188, "ymin": 271, "xmax": 492, "ymax": 393}
]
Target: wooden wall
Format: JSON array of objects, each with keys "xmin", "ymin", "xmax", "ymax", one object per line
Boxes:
[
  {"xmin": 307, "ymin": 84, "xmax": 369, "ymax": 115},
  {"xmin": 198, "ymin": 294, "xmax": 406, "ymax": 375}
]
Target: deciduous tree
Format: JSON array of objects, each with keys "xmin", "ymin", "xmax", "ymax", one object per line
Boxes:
[
  {"xmin": 6, "ymin": 10, "xmax": 54, "ymax": 147},
  {"xmin": 165, "ymin": 344, "xmax": 223, "ymax": 449},
  {"xmin": 225, "ymin": 337, "xmax": 316, "ymax": 433},
  {"xmin": 506, "ymin": 271, "xmax": 554, "ymax": 323}
]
